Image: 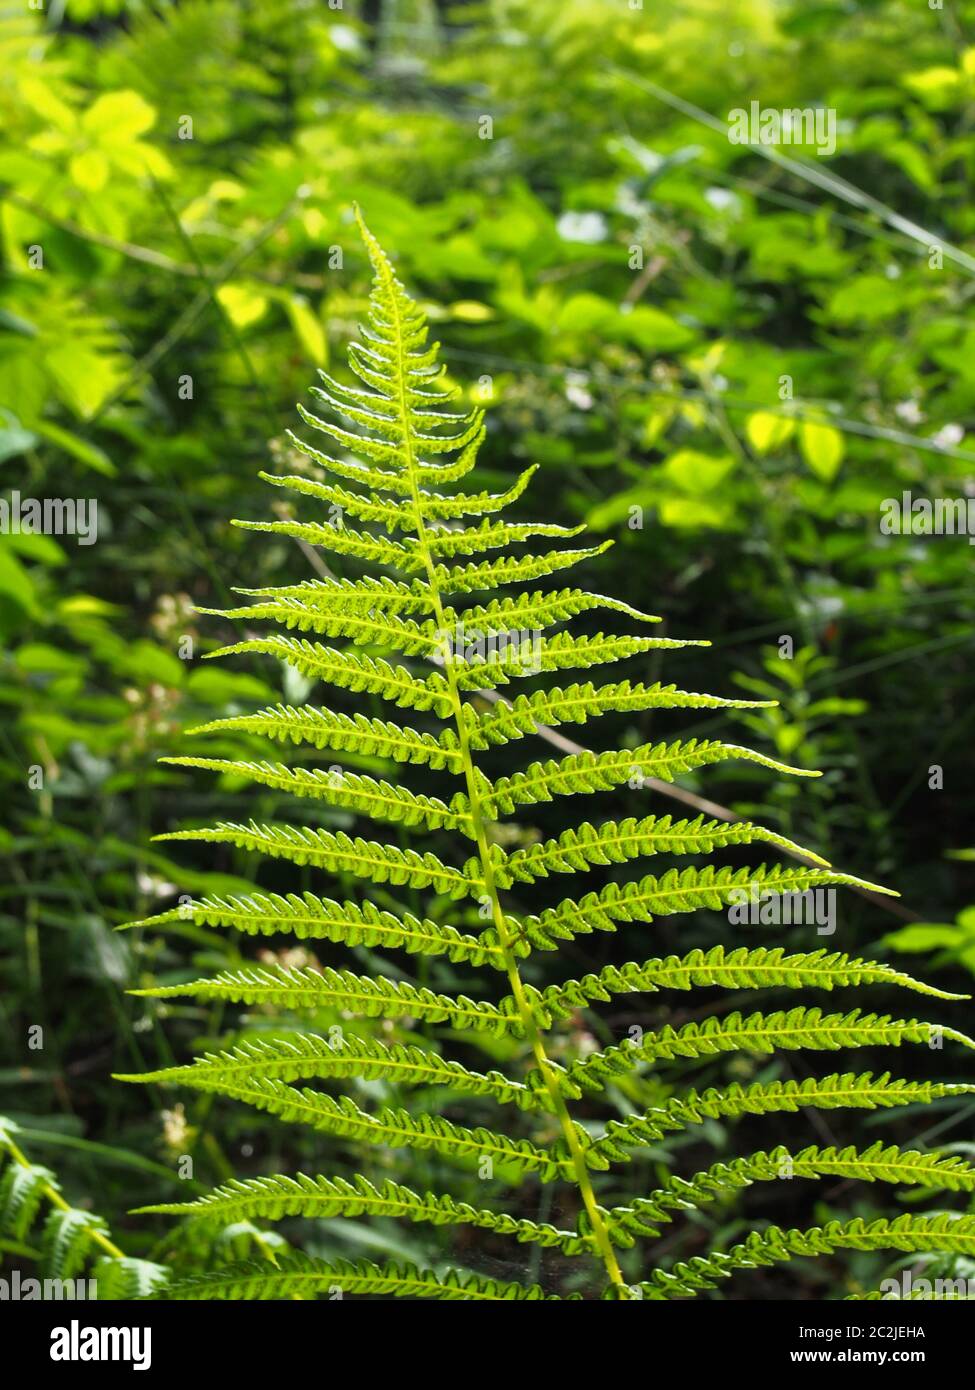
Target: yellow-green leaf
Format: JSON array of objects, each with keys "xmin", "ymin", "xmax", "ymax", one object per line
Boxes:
[
  {"xmin": 746, "ymin": 412, "xmax": 794, "ymax": 455},
  {"xmin": 800, "ymin": 419, "xmax": 845, "ymax": 482},
  {"xmin": 69, "ymin": 149, "xmax": 110, "ymax": 192},
  {"xmin": 662, "ymin": 450, "xmax": 735, "ymax": 493},
  {"xmin": 217, "ymin": 284, "xmax": 269, "ymax": 330},
  {"xmin": 285, "ymin": 295, "xmax": 327, "ymax": 367},
  {"xmin": 81, "ymin": 90, "xmax": 157, "ymax": 141}
]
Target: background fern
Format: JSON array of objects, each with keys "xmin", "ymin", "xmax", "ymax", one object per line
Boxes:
[
  {"xmin": 121, "ymin": 214, "xmax": 975, "ymax": 1301},
  {"xmin": 0, "ymin": 1116, "xmax": 165, "ymax": 1299}
]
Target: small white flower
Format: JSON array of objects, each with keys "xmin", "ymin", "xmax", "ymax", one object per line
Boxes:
[
  {"xmin": 566, "ymin": 384, "xmax": 593, "ymax": 410},
  {"xmin": 932, "ymin": 423, "xmax": 964, "ymax": 449},
  {"xmin": 565, "ymin": 372, "xmax": 593, "ymax": 410},
  {"xmin": 136, "ymin": 871, "xmax": 178, "ymax": 898},
  {"xmin": 557, "ymin": 211, "xmax": 607, "ymax": 244},
  {"xmin": 894, "ymin": 400, "xmax": 923, "ymax": 426}
]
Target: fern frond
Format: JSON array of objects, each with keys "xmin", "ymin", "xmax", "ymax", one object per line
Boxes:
[
  {"xmin": 159, "ymin": 758, "xmax": 474, "ymax": 837},
  {"xmin": 421, "ymin": 518, "xmax": 586, "ymax": 558},
  {"xmin": 162, "ymin": 1254, "xmax": 563, "ymax": 1301},
  {"xmin": 470, "ymin": 682, "xmax": 774, "ymax": 745},
  {"xmin": 132, "ymin": 963, "xmax": 516, "ymax": 1034},
  {"xmin": 505, "ymin": 864, "xmax": 892, "ymax": 951},
  {"xmin": 129, "ymin": 211, "xmax": 962, "ymax": 1302},
  {"xmin": 121, "ymin": 891, "xmax": 509, "ymax": 967},
  {"xmin": 92, "ymin": 1257, "xmax": 169, "ymax": 1299},
  {"xmin": 186, "ymin": 706, "xmax": 461, "ymax": 769},
  {"xmin": 231, "ymin": 517, "xmax": 417, "ymax": 570},
  {"xmin": 41, "ymin": 1208, "xmax": 108, "ymax": 1280},
  {"xmin": 202, "ymin": 637, "xmax": 452, "ymax": 715},
  {"xmin": 482, "ymin": 739, "xmax": 821, "ymax": 816},
  {"xmin": 232, "ymin": 575, "xmax": 431, "ymax": 615},
  {"xmin": 447, "ymin": 587, "xmax": 661, "ymax": 630},
  {"xmin": 589, "ymin": 1074, "xmax": 975, "ymax": 1165},
  {"xmin": 151, "ymin": 1076, "xmax": 571, "ymax": 1180},
  {"xmin": 412, "ymin": 468, "xmax": 542, "ymax": 520},
  {"xmin": 257, "ymin": 470, "xmax": 415, "ymax": 529},
  {"xmin": 448, "ymin": 633, "xmax": 709, "ymax": 694},
  {"xmin": 0, "ymin": 1125, "xmax": 135, "ymax": 1289},
  {"xmin": 283, "ymin": 422, "xmax": 415, "ymax": 496},
  {"xmin": 116, "ymin": 1033, "xmax": 555, "ymax": 1111},
  {"xmin": 198, "ymin": 600, "xmax": 443, "ymax": 656},
  {"xmin": 0, "ymin": 1161, "xmax": 58, "ymax": 1241},
  {"xmin": 497, "ymin": 814, "xmax": 828, "ymax": 885},
  {"xmin": 432, "ymin": 543, "xmax": 613, "ymax": 594},
  {"xmin": 568, "ymin": 1010, "xmax": 975, "ymax": 1094},
  {"xmin": 609, "ymin": 1143, "xmax": 975, "ymax": 1243},
  {"xmin": 155, "ymin": 822, "xmax": 480, "ymax": 897},
  {"xmin": 525, "ymin": 947, "xmax": 964, "ymax": 1024},
  {"xmin": 629, "ymin": 1215, "xmax": 975, "ymax": 1300},
  {"xmin": 292, "ymin": 404, "xmax": 407, "ymax": 469},
  {"xmin": 135, "ymin": 1172, "xmax": 589, "ymax": 1255}
]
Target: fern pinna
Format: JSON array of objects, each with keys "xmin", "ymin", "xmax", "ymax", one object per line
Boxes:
[{"xmin": 121, "ymin": 211, "xmax": 975, "ymax": 1301}]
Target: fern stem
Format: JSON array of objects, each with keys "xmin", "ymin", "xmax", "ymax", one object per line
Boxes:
[
  {"xmin": 384, "ymin": 317, "xmax": 627, "ymax": 1297},
  {"xmin": 434, "ymin": 589, "xmax": 627, "ymax": 1294}
]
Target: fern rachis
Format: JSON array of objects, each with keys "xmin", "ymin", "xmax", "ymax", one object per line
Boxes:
[{"xmin": 121, "ymin": 211, "xmax": 975, "ymax": 1301}]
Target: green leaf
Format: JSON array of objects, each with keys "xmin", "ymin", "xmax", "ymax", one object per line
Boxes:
[
  {"xmin": 799, "ymin": 418, "xmax": 845, "ymax": 481},
  {"xmin": 745, "ymin": 411, "xmax": 795, "ymax": 455}
]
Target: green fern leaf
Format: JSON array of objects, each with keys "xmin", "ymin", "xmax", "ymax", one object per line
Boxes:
[
  {"xmin": 162, "ymin": 1254, "xmax": 564, "ymax": 1301},
  {"xmin": 482, "ymin": 739, "xmax": 823, "ymax": 817},
  {"xmin": 41, "ymin": 1208, "xmax": 109, "ymax": 1280},
  {"xmin": 449, "ymin": 587, "xmax": 660, "ymax": 631},
  {"xmin": 589, "ymin": 1074, "xmax": 975, "ymax": 1165},
  {"xmin": 155, "ymin": 822, "xmax": 479, "ymax": 896},
  {"xmin": 92, "ymin": 1257, "xmax": 169, "ymax": 1299},
  {"xmin": 144, "ymin": 1076, "xmax": 571, "ymax": 1180},
  {"xmin": 131, "ymin": 963, "xmax": 516, "ymax": 1034},
  {"xmin": 185, "ymin": 706, "xmax": 462, "ymax": 769},
  {"xmin": 159, "ymin": 757, "xmax": 474, "ymax": 836},
  {"xmin": 201, "ymin": 637, "xmax": 452, "ymax": 715},
  {"xmin": 609, "ymin": 1143, "xmax": 975, "ymax": 1243},
  {"xmin": 629, "ymin": 1216, "xmax": 975, "ymax": 1300},
  {"xmin": 120, "ymin": 890, "xmax": 509, "ymax": 966},
  {"xmin": 232, "ymin": 574, "xmax": 431, "ymax": 615},
  {"xmin": 135, "ymin": 1172, "xmax": 589, "ymax": 1255},
  {"xmin": 130, "ymin": 210, "xmax": 967, "ymax": 1302},
  {"xmin": 471, "ymin": 682, "xmax": 774, "ymax": 745},
  {"xmin": 497, "ymin": 814, "xmax": 828, "ymax": 885},
  {"xmin": 197, "ymin": 600, "xmax": 444, "ymax": 656},
  {"xmin": 504, "ymin": 864, "xmax": 894, "ymax": 951},
  {"xmin": 526, "ymin": 946, "xmax": 964, "ymax": 1024},
  {"xmin": 0, "ymin": 1161, "xmax": 58, "ymax": 1241},
  {"xmin": 568, "ymin": 1008, "xmax": 975, "ymax": 1094},
  {"xmin": 116, "ymin": 1033, "xmax": 556, "ymax": 1111}
]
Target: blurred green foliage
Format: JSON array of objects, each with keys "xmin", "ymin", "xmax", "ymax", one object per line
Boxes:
[{"xmin": 1, "ymin": 0, "xmax": 973, "ymax": 1298}]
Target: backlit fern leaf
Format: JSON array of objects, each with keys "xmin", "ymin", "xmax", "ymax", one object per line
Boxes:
[
  {"xmin": 123, "ymin": 211, "xmax": 972, "ymax": 1302},
  {"xmin": 162, "ymin": 1254, "xmax": 566, "ymax": 1301},
  {"xmin": 135, "ymin": 1173, "xmax": 588, "ymax": 1255}
]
